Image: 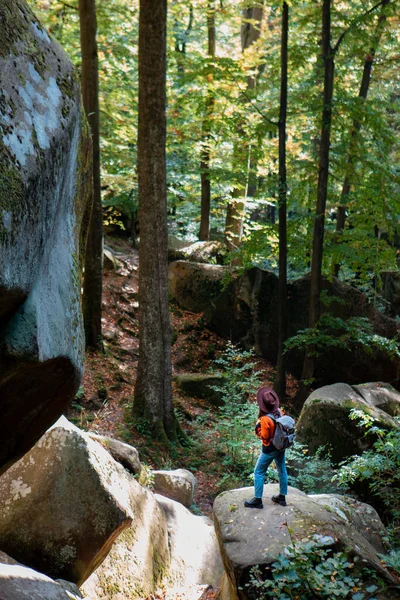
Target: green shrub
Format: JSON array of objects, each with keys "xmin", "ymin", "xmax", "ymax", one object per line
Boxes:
[
  {"xmin": 334, "ymin": 409, "xmax": 400, "ymax": 538},
  {"xmin": 246, "ymin": 535, "xmax": 388, "ymax": 600}
]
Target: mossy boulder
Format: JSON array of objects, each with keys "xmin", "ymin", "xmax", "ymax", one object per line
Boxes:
[
  {"xmin": 296, "ymin": 383, "xmax": 400, "ymax": 462},
  {"xmin": 173, "ymin": 372, "xmax": 226, "ymax": 406},
  {"xmin": 0, "ymin": 1, "xmax": 92, "ymax": 473},
  {"xmin": 213, "ymin": 485, "xmax": 398, "ymax": 600},
  {"xmin": 168, "ymin": 261, "xmax": 230, "ymax": 313},
  {"xmin": 168, "ymin": 240, "xmax": 227, "ymax": 265},
  {"xmin": 0, "ymin": 417, "xmax": 134, "ymax": 586},
  {"xmin": 202, "ymin": 268, "xmax": 400, "ymax": 388}
]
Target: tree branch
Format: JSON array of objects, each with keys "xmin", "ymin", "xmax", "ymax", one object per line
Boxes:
[{"xmin": 333, "ymin": 0, "xmax": 396, "ymax": 54}]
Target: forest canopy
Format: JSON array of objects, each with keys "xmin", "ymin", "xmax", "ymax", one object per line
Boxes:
[{"xmin": 30, "ymin": 0, "xmax": 399, "ymax": 282}]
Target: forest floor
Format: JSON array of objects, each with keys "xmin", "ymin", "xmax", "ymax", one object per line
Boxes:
[{"xmin": 65, "ymin": 234, "xmax": 299, "ymax": 518}]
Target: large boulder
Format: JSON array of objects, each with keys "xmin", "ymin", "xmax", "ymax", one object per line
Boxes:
[
  {"xmin": 0, "ymin": 563, "xmax": 84, "ymax": 600},
  {"xmin": 81, "ymin": 485, "xmax": 169, "ymax": 600},
  {"xmin": 168, "ymin": 261, "xmax": 230, "ymax": 313},
  {"xmin": 0, "ymin": 417, "xmax": 135, "ymax": 585},
  {"xmin": 155, "ymin": 495, "xmax": 224, "ymax": 591},
  {"xmin": 213, "ymin": 484, "xmax": 397, "ymax": 600},
  {"xmin": 296, "ymin": 382, "xmax": 400, "ymax": 462},
  {"xmin": 168, "ymin": 240, "xmax": 227, "ymax": 265},
  {"xmin": 0, "ymin": 1, "xmax": 92, "ymax": 474},
  {"xmin": 88, "ymin": 434, "xmax": 142, "ymax": 476},
  {"xmin": 171, "ymin": 265, "xmax": 400, "ymax": 387},
  {"xmin": 173, "ymin": 372, "xmax": 226, "ymax": 406},
  {"xmin": 82, "ymin": 495, "xmax": 223, "ymax": 600},
  {"xmin": 153, "ymin": 468, "xmax": 197, "ymax": 508}
]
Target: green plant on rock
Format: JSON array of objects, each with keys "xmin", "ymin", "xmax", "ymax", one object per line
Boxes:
[
  {"xmin": 286, "ymin": 442, "xmax": 344, "ymax": 495},
  {"xmin": 246, "ymin": 534, "xmax": 388, "ymax": 600},
  {"xmin": 334, "ymin": 410, "xmax": 400, "ymax": 539}
]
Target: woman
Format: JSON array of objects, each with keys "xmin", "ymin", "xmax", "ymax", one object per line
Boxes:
[{"xmin": 244, "ymin": 386, "xmax": 288, "ymax": 509}]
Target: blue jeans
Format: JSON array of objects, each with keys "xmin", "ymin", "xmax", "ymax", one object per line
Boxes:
[{"xmin": 254, "ymin": 448, "xmax": 288, "ymax": 498}]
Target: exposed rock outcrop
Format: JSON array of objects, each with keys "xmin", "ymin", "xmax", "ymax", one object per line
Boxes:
[
  {"xmin": 213, "ymin": 484, "xmax": 397, "ymax": 600},
  {"xmin": 173, "ymin": 373, "xmax": 225, "ymax": 406},
  {"xmin": 168, "ymin": 261, "xmax": 230, "ymax": 313},
  {"xmin": 169, "ymin": 264, "xmax": 400, "ymax": 387},
  {"xmin": 88, "ymin": 434, "xmax": 142, "ymax": 476},
  {"xmin": 0, "ymin": 0, "xmax": 92, "ymax": 474},
  {"xmin": 0, "ymin": 417, "xmax": 135, "ymax": 585},
  {"xmin": 168, "ymin": 240, "xmax": 227, "ymax": 265},
  {"xmin": 153, "ymin": 469, "xmax": 197, "ymax": 508},
  {"xmin": 296, "ymin": 382, "xmax": 400, "ymax": 462}
]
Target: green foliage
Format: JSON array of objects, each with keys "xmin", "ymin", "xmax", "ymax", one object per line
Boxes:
[
  {"xmin": 286, "ymin": 443, "xmax": 344, "ymax": 495},
  {"xmin": 246, "ymin": 534, "xmax": 386, "ymax": 600},
  {"xmin": 193, "ymin": 342, "xmax": 261, "ymax": 483},
  {"xmin": 334, "ymin": 409, "xmax": 400, "ymax": 537},
  {"xmin": 284, "ymin": 314, "xmax": 400, "ymax": 362}
]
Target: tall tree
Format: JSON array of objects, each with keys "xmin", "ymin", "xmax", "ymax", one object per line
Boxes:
[
  {"xmin": 275, "ymin": 1, "xmax": 289, "ymax": 401},
  {"xmin": 333, "ymin": 0, "xmax": 390, "ymax": 277},
  {"xmin": 297, "ymin": 0, "xmax": 334, "ymax": 401},
  {"xmin": 199, "ymin": 0, "xmax": 216, "ymax": 241},
  {"xmin": 133, "ymin": 0, "xmax": 179, "ymax": 442},
  {"xmin": 224, "ymin": 3, "xmax": 264, "ymax": 252},
  {"xmin": 79, "ymin": 0, "xmax": 103, "ymax": 350}
]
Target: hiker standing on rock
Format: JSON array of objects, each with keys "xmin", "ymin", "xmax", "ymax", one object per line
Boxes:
[{"xmin": 244, "ymin": 387, "xmax": 290, "ymax": 509}]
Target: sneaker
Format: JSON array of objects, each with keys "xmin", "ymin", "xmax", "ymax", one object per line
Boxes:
[
  {"xmin": 244, "ymin": 497, "xmax": 263, "ymax": 509},
  {"xmin": 272, "ymin": 494, "xmax": 287, "ymax": 507}
]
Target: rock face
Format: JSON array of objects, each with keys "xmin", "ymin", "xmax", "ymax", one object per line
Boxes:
[
  {"xmin": 173, "ymin": 373, "xmax": 225, "ymax": 406},
  {"xmin": 0, "ymin": 562, "xmax": 84, "ymax": 600},
  {"xmin": 153, "ymin": 468, "xmax": 197, "ymax": 508},
  {"xmin": 168, "ymin": 261, "xmax": 229, "ymax": 313},
  {"xmin": 169, "ymin": 264, "xmax": 400, "ymax": 387},
  {"xmin": 0, "ymin": 417, "xmax": 134, "ymax": 586},
  {"xmin": 213, "ymin": 484, "xmax": 397, "ymax": 600},
  {"xmin": 155, "ymin": 495, "xmax": 224, "ymax": 591},
  {"xmin": 88, "ymin": 434, "xmax": 142, "ymax": 476},
  {"xmin": 168, "ymin": 240, "xmax": 227, "ymax": 265},
  {"xmin": 81, "ymin": 485, "xmax": 169, "ymax": 600},
  {"xmin": 0, "ymin": 1, "xmax": 92, "ymax": 474},
  {"xmin": 296, "ymin": 382, "xmax": 400, "ymax": 462}
]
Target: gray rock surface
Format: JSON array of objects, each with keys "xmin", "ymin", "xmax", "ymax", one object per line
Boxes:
[
  {"xmin": 168, "ymin": 261, "xmax": 230, "ymax": 313},
  {"xmin": 0, "ymin": 417, "xmax": 134, "ymax": 585},
  {"xmin": 173, "ymin": 373, "xmax": 225, "ymax": 406},
  {"xmin": 153, "ymin": 468, "xmax": 197, "ymax": 508},
  {"xmin": 155, "ymin": 494, "xmax": 224, "ymax": 590},
  {"xmin": 168, "ymin": 240, "xmax": 227, "ymax": 265},
  {"xmin": 0, "ymin": 0, "xmax": 92, "ymax": 474},
  {"xmin": 0, "ymin": 563, "xmax": 84, "ymax": 600},
  {"xmin": 296, "ymin": 382, "xmax": 399, "ymax": 461},
  {"xmin": 213, "ymin": 484, "xmax": 397, "ymax": 600},
  {"xmin": 88, "ymin": 434, "xmax": 142, "ymax": 476}
]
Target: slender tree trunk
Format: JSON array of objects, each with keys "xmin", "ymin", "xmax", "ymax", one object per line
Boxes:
[
  {"xmin": 275, "ymin": 2, "xmax": 289, "ymax": 402},
  {"xmin": 333, "ymin": 0, "xmax": 389, "ymax": 277},
  {"xmin": 133, "ymin": 0, "xmax": 179, "ymax": 443},
  {"xmin": 79, "ymin": 0, "xmax": 103, "ymax": 350},
  {"xmin": 199, "ymin": 0, "xmax": 216, "ymax": 241},
  {"xmin": 224, "ymin": 4, "xmax": 264, "ymax": 252},
  {"xmin": 297, "ymin": 0, "xmax": 334, "ymax": 403}
]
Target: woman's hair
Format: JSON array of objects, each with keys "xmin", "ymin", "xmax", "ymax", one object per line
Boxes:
[{"xmin": 259, "ymin": 408, "xmax": 280, "ymax": 418}]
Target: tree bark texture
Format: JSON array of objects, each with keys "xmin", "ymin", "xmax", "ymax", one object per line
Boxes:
[
  {"xmin": 224, "ymin": 4, "xmax": 264, "ymax": 253},
  {"xmin": 333, "ymin": 0, "xmax": 390, "ymax": 277},
  {"xmin": 199, "ymin": 0, "xmax": 216, "ymax": 241},
  {"xmin": 275, "ymin": 2, "xmax": 289, "ymax": 401},
  {"xmin": 79, "ymin": 0, "xmax": 103, "ymax": 350},
  {"xmin": 299, "ymin": 0, "xmax": 334, "ymax": 397},
  {"xmin": 133, "ymin": 0, "xmax": 177, "ymax": 442}
]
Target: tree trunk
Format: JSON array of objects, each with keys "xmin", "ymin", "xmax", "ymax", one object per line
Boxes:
[
  {"xmin": 333, "ymin": 0, "xmax": 389, "ymax": 277},
  {"xmin": 224, "ymin": 4, "xmax": 264, "ymax": 252},
  {"xmin": 79, "ymin": 0, "xmax": 103, "ymax": 350},
  {"xmin": 133, "ymin": 0, "xmax": 178, "ymax": 443},
  {"xmin": 275, "ymin": 2, "xmax": 289, "ymax": 402},
  {"xmin": 199, "ymin": 0, "xmax": 216, "ymax": 241},
  {"xmin": 297, "ymin": 0, "xmax": 334, "ymax": 402}
]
